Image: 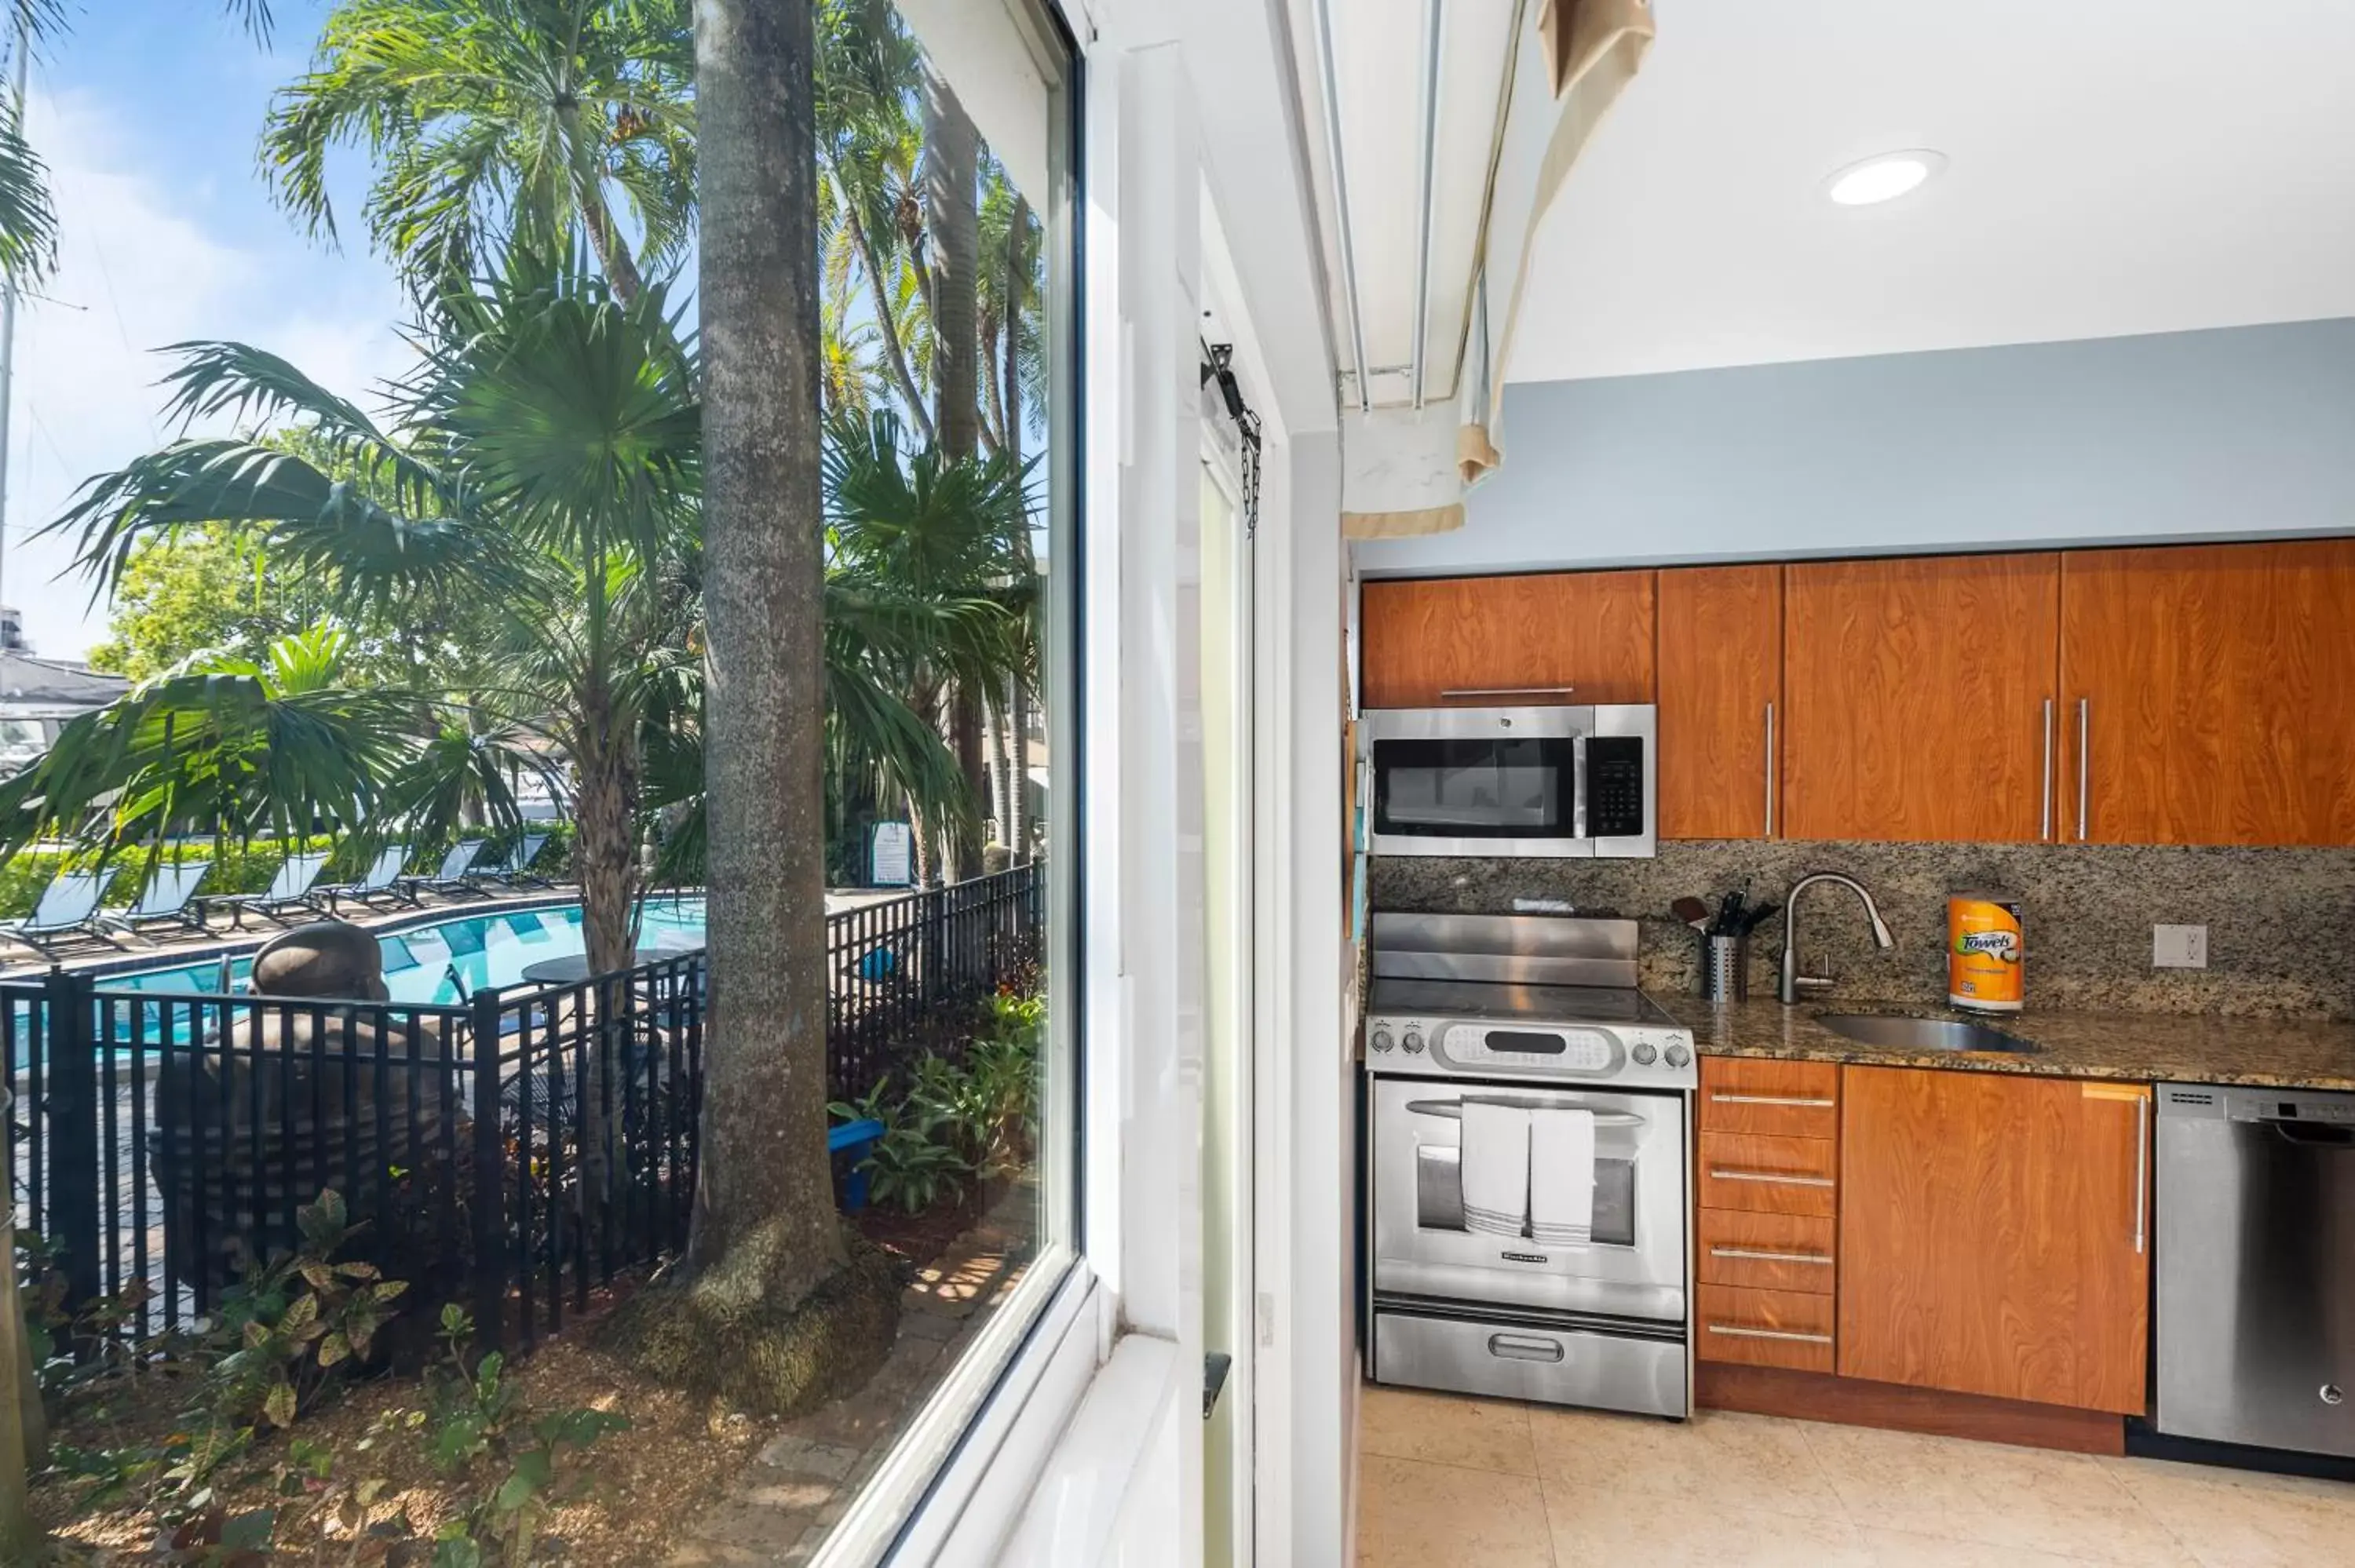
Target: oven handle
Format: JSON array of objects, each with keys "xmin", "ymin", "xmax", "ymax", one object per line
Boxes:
[{"xmin": 1405, "ymin": 1098, "xmax": 1646, "ymax": 1126}]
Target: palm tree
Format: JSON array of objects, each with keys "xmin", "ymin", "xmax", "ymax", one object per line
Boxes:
[
  {"xmin": 261, "ymin": 0, "xmax": 697, "ymax": 301},
  {"xmin": 36, "ymin": 252, "xmax": 691, "ymax": 972},
  {"xmin": 0, "ymin": 628, "xmax": 417, "ymax": 863},
  {"xmin": 816, "ymin": 0, "xmax": 931, "ymax": 442}
]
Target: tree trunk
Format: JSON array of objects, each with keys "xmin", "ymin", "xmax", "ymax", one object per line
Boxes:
[
  {"xmin": 563, "ymin": 108, "xmax": 647, "ymax": 304},
  {"xmin": 951, "ymin": 684, "xmax": 985, "ymax": 879},
  {"xmin": 570, "ymin": 709, "xmax": 640, "ymax": 1205},
  {"xmin": 688, "ymin": 0, "xmax": 845, "ymax": 1304},
  {"xmin": 984, "ymin": 685, "xmax": 1011, "ymax": 851},
  {"xmin": 839, "ymin": 195, "xmax": 936, "ymax": 446},
  {"xmin": 571, "ymin": 715, "xmax": 641, "ymax": 976},
  {"xmin": 922, "ymin": 67, "xmax": 979, "ymax": 461}
]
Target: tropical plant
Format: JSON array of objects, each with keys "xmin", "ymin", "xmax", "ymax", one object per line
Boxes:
[
  {"xmin": 0, "ymin": 628, "xmax": 414, "ymax": 878},
  {"xmin": 23, "ymin": 252, "xmax": 674, "ymax": 973},
  {"xmin": 49, "ymin": 1190, "xmax": 406, "ymax": 1533},
  {"xmin": 423, "ymin": 1305, "xmax": 629, "ymax": 1566},
  {"xmin": 262, "ymin": 0, "xmax": 697, "ymax": 302}
]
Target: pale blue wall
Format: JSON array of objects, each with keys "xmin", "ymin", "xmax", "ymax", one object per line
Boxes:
[{"xmin": 1354, "ymin": 319, "xmax": 2355, "ymax": 577}]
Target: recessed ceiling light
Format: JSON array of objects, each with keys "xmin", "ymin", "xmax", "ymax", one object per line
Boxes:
[{"xmin": 1824, "ymin": 149, "xmax": 1947, "ymax": 206}]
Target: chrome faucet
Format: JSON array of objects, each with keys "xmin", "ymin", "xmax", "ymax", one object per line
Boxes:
[{"xmin": 1779, "ymin": 873, "xmax": 1897, "ymax": 1005}]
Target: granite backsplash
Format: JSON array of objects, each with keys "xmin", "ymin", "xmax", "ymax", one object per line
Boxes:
[{"xmin": 1369, "ymin": 841, "xmax": 2355, "ymax": 1020}]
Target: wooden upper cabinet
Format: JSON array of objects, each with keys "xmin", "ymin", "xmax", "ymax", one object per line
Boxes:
[
  {"xmin": 2061, "ymin": 541, "xmax": 2355, "ymax": 846},
  {"xmin": 1657, "ymin": 564, "xmax": 1782, "ymax": 838},
  {"xmin": 1782, "ymin": 554, "xmax": 2060, "ymax": 842},
  {"xmin": 1359, "ymin": 571, "xmax": 1656, "ymax": 709},
  {"xmin": 1838, "ymin": 1067, "xmax": 2149, "ymax": 1414}
]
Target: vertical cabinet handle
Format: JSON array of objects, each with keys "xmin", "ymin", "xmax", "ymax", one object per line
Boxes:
[
  {"xmin": 2076, "ymin": 698, "xmax": 2091, "ymax": 841},
  {"xmin": 2040, "ymin": 698, "xmax": 2054, "ymax": 841},
  {"xmin": 2134, "ymin": 1090, "xmax": 2149, "ymax": 1254},
  {"xmin": 1763, "ymin": 701, "xmax": 1776, "ymax": 838}
]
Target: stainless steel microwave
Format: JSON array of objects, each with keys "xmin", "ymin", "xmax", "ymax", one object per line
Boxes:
[{"xmin": 1364, "ymin": 706, "xmax": 1656, "ymax": 859}]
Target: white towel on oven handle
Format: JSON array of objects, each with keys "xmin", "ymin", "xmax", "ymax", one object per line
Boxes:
[
  {"xmin": 1528, "ymin": 1106, "xmax": 1596, "ymax": 1246},
  {"xmin": 1457, "ymin": 1099, "xmax": 1530, "ymax": 1238}
]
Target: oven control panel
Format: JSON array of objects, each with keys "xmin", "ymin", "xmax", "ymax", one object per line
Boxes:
[{"xmin": 1367, "ymin": 1014, "xmax": 1696, "ymax": 1090}]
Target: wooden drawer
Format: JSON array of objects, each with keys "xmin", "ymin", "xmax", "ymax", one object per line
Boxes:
[
  {"xmin": 1697, "ymin": 1283, "xmax": 1835, "ymax": 1373},
  {"xmin": 1700, "ymin": 1057, "xmax": 1841, "ymax": 1139},
  {"xmin": 1698, "ymin": 1209, "xmax": 1838, "ymax": 1294},
  {"xmin": 1698, "ymin": 1131, "xmax": 1838, "ymax": 1216}
]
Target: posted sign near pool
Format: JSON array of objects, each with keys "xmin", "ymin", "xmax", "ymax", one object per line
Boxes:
[{"xmin": 870, "ymin": 822, "xmax": 915, "ymax": 887}]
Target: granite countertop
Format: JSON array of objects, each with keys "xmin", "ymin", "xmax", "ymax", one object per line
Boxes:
[{"xmin": 1666, "ymin": 996, "xmax": 2355, "ymax": 1092}]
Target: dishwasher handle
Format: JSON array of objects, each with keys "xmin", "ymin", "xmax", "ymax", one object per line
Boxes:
[{"xmin": 2266, "ymin": 1119, "xmax": 2355, "ymax": 1148}]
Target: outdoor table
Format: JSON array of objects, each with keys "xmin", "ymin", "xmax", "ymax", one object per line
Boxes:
[{"xmin": 519, "ymin": 944, "xmax": 700, "ymax": 986}]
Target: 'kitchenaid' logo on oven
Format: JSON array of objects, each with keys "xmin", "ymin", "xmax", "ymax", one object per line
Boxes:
[{"xmin": 1499, "ymin": 1250, "xmax": 1550, "ymax": 1265}]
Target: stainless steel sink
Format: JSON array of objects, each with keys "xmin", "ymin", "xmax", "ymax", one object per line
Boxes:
[{"xmin": 1813, "ymin": 1013, "xmax": 2039, "ymax": 1054}]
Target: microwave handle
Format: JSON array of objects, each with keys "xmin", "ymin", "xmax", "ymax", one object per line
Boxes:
[{"xmin": 1572, "ymin": 733, "xmax": 1590, "ymax": 839}]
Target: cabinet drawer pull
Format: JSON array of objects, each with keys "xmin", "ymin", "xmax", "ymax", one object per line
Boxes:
[
  {"xmin": 1709, "ymin": 1246, "xmax": 1832, "ymax": 1266},
  {"xmin": 1709, "ymin": 1092, "xmax": 1835, "ymax": 1108},
  {"xmin": 1707, "ymin": 1323, "xmax": 1833, "ymax": 1345},
  {"xmin": 1710, "ymin": 1169, "xmax": 1835, "ymax": 1187}
]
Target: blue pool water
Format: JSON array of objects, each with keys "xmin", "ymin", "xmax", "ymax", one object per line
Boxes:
[{"xmin": 104, "ymin": 898, "xmax": 707, "ymax": 1007}]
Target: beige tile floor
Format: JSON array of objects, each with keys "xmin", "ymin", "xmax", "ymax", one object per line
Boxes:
[{"xmin": 1356, "ymin": 1383, "xmax": 2355, "ymax": 1567}]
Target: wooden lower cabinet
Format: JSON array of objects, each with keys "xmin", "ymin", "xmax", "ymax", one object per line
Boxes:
[
  {"xmin": 1837, "ymin": 1065, "xmax": 2151, "ymax": 1414},
  {"xmin": 1696, "ymin": 1285, "xmax": 1835, "ymax": 1373}
]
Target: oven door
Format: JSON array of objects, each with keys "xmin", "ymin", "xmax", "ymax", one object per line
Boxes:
[{"xmin": 1371, "ymin": 1075, "xmax": 1687, "ymax": 1322}]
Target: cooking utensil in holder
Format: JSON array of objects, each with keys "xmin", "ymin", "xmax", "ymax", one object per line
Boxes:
[{"xmin": 1699, "ymin": 932, "xmax": 1750, "ymax": 1003}]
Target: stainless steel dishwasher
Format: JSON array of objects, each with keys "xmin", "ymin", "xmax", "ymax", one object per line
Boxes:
[{"xmin": 2156, "ymin": 1082, "xmax": 2355, "ymax": 1457}]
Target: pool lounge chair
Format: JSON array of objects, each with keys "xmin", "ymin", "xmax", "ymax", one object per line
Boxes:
[
  {"xmin": 105, "ymin": 859, "xmax": 213, "ymax": 937},
  {"xmin": 466, "ymin": 832, "xmax": 553, "ymax": 892},
  {"xmin": 0, "ymin": 867, "xmax": 122, "ymax": 954},
  {"xmin": 207, "ymin": 850, "xmax": 332, "ymax": 928},
  {"xmin": 325, "ymin": 844, "xmax": 418, "ymax": 913},
  {"xmin": 407, "ymin": 839, "xmax": 489, "ymax": 900}
]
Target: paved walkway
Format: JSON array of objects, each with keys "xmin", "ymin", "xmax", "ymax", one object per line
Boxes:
[{"xmin": 667, "ymin": 1181, "xmax": 1038, "ymax": 1566}]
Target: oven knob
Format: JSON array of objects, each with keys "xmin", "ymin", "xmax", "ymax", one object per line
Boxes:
[
  {"xmin": 1371, "ymin": 1029, "xmax": 1393, "ymax": 1053},
  {"xmin": 1631, "ymin": 1041, "xmax": 1656, "ymax": 1065},
  {"xmin": 1665, "ymin": 1044, "xmax": 1692, "ymax": 1068},
  {"xmin": 1402, "ymin": 1029, "xmax": 1426, "ymax": 1054}
]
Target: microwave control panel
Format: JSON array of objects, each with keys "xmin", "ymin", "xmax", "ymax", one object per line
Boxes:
[{"xmin": 1586, "ymin": 736, "xmax": 1646, "ymax": 839}]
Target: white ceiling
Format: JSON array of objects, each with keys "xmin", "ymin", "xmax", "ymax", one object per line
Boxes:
[{"xmin": 1508, "ymin": 0, "xmax": 2355, "ymax": 385}]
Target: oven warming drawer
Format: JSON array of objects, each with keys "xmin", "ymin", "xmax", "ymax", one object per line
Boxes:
[{"xmin": 1373, "ymin": 1307, "xmax": 1687, "ymax": 1418}]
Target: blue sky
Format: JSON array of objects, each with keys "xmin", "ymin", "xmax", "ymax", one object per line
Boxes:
[{"xmin": 10, "ymin": 0, "xmax": 405, "ymax": 658}]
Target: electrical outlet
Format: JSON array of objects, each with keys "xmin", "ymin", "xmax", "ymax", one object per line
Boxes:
[{"xmin": 2154, "ymin": 924, "xmax": 2209, "ymax": 970}]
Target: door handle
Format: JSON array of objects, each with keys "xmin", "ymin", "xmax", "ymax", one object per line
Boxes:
[
  {"xmin": 1707, "ymin": 1323, "xmax": 1832, "ymax": 1345},
  {"xmin": 1438, "ymin": 685, "xmax": 1576, "ymax": 700},
  {"xmin": 1708, "ymin": 1246, "xmax": 1832, "ymax": 1266},
  {"xmin": 2040, "ymin": 697, "xmax": 2054, "ymax": 841},
  {"xmin": 1709, "ymin": 1169, "xmax": 1835, "ymax": 1187},
  {"xmin": 2085, "ymin": 1081, "xmax": 2148, "ymax": 1252},
  {"xmin": 2134, "ymin": 1089, "xmax": 2148, "ymax": 1253},
  {"xmin": 1763, "ymin": 700, "xmax": 1776, "ymax": 838},
  {"xmin": 1487, "ymin": 1333, "xmax": 1566, "ymax": 1363},
  {"xmin": 1707, "ymin": 1092, "xmax": 1834, "ymax": 1108},
  {"xmin": 2076, "ymin": 698, "xmax": 2090, "ymax": 841}
]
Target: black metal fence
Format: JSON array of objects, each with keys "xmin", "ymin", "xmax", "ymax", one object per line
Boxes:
[{"xmin": 8, "ymin": 862, "xmax": 1042, "ymax": 1352}]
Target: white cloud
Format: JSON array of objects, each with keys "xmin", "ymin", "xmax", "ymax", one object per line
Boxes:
[{"xmin": 5, "ymin": 85, "xmax": 411, "ymax": 658}]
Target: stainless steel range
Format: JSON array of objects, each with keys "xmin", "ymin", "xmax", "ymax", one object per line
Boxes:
[{"xmin": 1365, "ymin": 913, "xmax": 1694, "ymax": 1420}]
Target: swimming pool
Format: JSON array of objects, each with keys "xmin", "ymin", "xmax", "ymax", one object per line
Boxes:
[{"xmin": 103, "ymin": 897, "xmax": 708, "ymax": 1006}]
